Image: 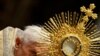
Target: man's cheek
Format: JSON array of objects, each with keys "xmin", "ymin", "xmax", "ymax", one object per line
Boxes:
[
  {"xmin": 14, "ymin": 49, "xmax": 24, "ymax": 56},
  {"xmin": 14, "ymin": 47, "xmax": 28, "ymax": 56}
]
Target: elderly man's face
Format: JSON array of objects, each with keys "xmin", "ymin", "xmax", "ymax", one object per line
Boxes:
[{"xmin": 14, "ymin": 38, "xmax": 48, "ymax": 56}]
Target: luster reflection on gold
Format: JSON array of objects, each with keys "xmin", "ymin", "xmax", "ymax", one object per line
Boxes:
[{"xmin": 43, "ymin": 3, "xmax": 100, "ymax": 56}]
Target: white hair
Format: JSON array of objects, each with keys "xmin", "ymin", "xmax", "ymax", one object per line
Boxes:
[{"xmin": 22, "ymin": 25, "xmax": 50, "ymax": 44}]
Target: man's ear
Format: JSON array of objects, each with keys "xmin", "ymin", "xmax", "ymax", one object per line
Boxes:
[{"xmin": 15, "ymin": 37, "xmax": 22, "ymax": 47}]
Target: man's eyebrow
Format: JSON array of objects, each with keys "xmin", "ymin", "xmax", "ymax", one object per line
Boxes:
[{"xmin": 29, "ymin": 49, "xmax": 37, "ymax": 56}]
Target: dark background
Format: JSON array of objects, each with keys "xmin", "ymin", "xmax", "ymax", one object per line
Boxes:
[{"xmin": 0, "ymin": 0, "xmax": 100, "ymax": 30}]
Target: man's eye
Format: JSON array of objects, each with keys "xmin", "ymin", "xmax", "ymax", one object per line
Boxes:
[{"xmin": 30, "ymin": 50, "xmax": 37, "ymax": 56}]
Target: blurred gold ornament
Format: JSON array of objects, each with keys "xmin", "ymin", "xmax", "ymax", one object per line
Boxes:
[
  {"xmin": 80, "ymin": 3, "xmax": 97, "ymax": 21},
  {"xmin": 43, "ymin": 3, "xmax": 100, "ymax": 56}
]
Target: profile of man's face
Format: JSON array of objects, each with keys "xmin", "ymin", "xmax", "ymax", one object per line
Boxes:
[{"xmin": 14, "ymin": 37, "xmax": 48, "ymax": 56}]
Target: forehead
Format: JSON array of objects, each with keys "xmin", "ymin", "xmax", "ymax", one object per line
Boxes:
[{"xmin": 23, "ymin": 41, "xmax": 48, "ymax": 49}]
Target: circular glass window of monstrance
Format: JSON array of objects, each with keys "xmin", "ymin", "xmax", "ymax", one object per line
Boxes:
[{"xmin": 61, "ymin": 36, "xmax": 81, "ymax": 56}]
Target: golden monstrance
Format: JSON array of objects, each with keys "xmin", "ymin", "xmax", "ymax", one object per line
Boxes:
[{"xmin": 42, "ymin": 3, "xmax": 100, "ymax": 56}]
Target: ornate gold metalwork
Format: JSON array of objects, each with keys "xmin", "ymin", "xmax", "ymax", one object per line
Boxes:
[{"xmin": 43, "ymin": 3, "xmax": 100, "ymax": 56}]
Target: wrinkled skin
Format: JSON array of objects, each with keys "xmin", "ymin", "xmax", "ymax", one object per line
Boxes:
[{"xmin": 14, "ymin": 37, "xmax": 48, "ymax": 56}]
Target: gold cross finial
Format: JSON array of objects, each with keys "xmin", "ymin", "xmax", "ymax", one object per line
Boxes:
[
  {"xmin": 77, "ymin": 3, "xmax": 97, "ymax": 31},
  {"xmin": 80, "ymin": 3, "xmax": 97, "ymax": 22}
]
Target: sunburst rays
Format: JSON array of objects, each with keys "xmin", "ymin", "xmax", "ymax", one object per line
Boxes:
[{"xmin": 43, "ymin": 10, "xmax": 100, "ymax": 56}]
